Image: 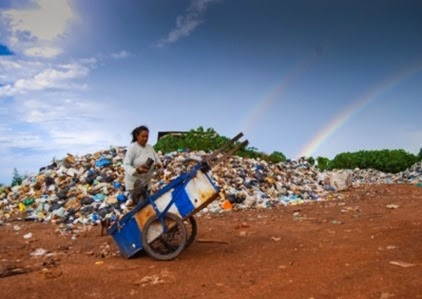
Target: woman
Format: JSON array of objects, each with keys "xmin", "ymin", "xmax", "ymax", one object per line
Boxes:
[{"xmin": 123, "ymin": 125, "xmax": 162, "ymax": 205}]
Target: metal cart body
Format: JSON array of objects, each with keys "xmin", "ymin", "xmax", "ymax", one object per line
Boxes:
[{"xmin": 108, "ymin": 133, "xmax": 248, "ymax": 260}]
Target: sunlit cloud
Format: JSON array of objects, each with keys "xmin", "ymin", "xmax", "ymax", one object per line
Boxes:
[
  {"xmin": 0, "ymin": 0, "xmax": 75, "ymax": 58},
  {"xmin": 2, "ymin": 0, "xmax": 74, "ymax": 41},
  {"xmin": 156, "ymin": 0, "xmax": 220, "ymax": 47}
]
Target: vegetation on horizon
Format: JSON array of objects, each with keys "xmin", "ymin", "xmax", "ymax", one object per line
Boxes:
[
  {"xmin": 322, "ymin": 149, "xmax": 419, "ymax": 173},
  {"xmin": 154, "ymin": 127, "xmax": 287, "ymax": 164},
  {"xmin": 3, "ymin": 126, "xmax": 421, "ymax": 187}
]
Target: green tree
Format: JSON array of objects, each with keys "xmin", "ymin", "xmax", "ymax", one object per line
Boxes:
[
  {"xmin": 326, "ymin": 149, "xmax": 417, "ymax": 173},
  {"xmin": 11, "ymin": 168, "xmax": 24, "ymax": 187},
  {"xmin": 306, "ymin": 156, "xmax": 315, "ymax": 166},
  {"xmin": 269, "ymin": 151, "xmax": 286, "ymax": 163},
  {"xmin": 316, "ymin": 156, "xmax": 330, "ymax": 171},
  {"xmin": 417, "ymin": 148, "xmax": 422, "ymax": 161},
  {"xmin": 154, "ymin": 126, "xmax": 287, "ymax": 164},
  {"xmin": 154, "ymin": 127, "xmax": 231, "ymax": 153}
]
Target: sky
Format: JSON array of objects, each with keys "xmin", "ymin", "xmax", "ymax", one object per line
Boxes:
[{"xmin": 0, "ymin": 0, "xmax": 421, "ymax": 185}]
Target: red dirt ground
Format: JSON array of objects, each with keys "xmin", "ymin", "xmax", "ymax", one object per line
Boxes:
[{"xmin": 0, "ymin": 184, "xmax": 421, "ymax": 299}]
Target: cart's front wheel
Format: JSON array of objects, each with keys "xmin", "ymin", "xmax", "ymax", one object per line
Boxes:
[
  {"xmin": 142, "ymin": 213, "xmax": 187, "ymax": 261},
  {"xmin": 185, "ymin": 216, "xmax": 198, "ymax": 249}
]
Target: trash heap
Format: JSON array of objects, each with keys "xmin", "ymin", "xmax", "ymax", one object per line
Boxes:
[
  {"xmin": 0, "ymin": 146, "xmax": 421, "ymax": 226},
  {"xmin": 352, "ymin": 162, "xmax": 422, "ymax": 184}
]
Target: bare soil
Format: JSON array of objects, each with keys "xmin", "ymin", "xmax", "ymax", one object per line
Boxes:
[{"xmin": 0, "ymin": 184, "xmax": 421, "ymax": 299}]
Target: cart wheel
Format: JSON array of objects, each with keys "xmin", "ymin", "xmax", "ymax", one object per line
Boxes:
[
  {"xmin": 184, "ymin": 216, "xmax": 198, "ymax": 249},
  {"xmin": 142, "ymin": 212, "xmax": 187, "ymax": 261}
]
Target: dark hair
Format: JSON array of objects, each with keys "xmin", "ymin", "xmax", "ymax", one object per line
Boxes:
[{"xmin": 131, "ymin": 125, "xmax": 149, "ymax": 143}]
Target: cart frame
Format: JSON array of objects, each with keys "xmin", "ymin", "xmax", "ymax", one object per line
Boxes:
[{"xmin": 108, "ymin": 133, "xmax": 248, "ymax": 260}]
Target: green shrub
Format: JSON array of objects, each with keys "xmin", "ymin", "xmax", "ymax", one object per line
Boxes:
[
  {"xmin": 11, "ymin": 168, "xmax": 25, "ymax": 187},
  {"xmin": 327, "ymin": 149, "xmax": 418, "ymax": 173},
  {"xmin": 316, "ymin": 156, "xmax": 330, "ymax": 171},
  {"xmin": 306, "ymin": 156, "xmax": 315, "ymax": 166},
  {"xmin": 154, "ymin": 127, "xmax": 286, "ymax": 163},
  {"xmin": 154, "ymin": 127, "xmax": 229, "ymax": 153},
  {"xmin": 269, "ymin": 151, "xmax": 287, "ymax": 163}
]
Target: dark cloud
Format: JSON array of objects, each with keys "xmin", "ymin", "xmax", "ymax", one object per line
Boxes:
[
  {"xmin": 0, "ymin": 44, "xmax": 14, "ymax": 56},
  {"xmin": 15, "ymin": 30, "xmax": 37, "ymax": 43}
]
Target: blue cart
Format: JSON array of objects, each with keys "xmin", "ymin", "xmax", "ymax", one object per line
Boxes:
[{"xmin": 108, "ymin": 133, "xmax": 248, "ymax": 261}]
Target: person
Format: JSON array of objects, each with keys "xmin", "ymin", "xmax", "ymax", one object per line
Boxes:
[{"xmin": 123, "ymin": 125, "xmax": 162, "ymax": 206}]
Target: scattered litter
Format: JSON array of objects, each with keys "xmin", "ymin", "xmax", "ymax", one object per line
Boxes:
[
  {"xmin": 135, "ymin": 275, "xmax": 164, "ymax": 286},
  {"xmin": 23, "ymin": 232, "xmax": 32, "ymax": 239},
  {"xmin": 30, "ymin": 248, "xmax": 48, "ymax": 257},
  {"xmin": 389, "ymin": 261, "xmax": 416, "ymax": 268}
]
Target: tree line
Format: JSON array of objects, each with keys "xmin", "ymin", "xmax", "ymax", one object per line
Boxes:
[
  {"xmin": 154, "ymin": 127, "xmax": 422, "ymax": 173},
  {"xmin": 3, "ymin": 126, "xmax": 421, "ymax": 187}
]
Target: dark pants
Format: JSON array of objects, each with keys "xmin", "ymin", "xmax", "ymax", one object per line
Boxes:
[{"xmin": 129, "ymin": 187, "xmax": 150, "ymax": 206}]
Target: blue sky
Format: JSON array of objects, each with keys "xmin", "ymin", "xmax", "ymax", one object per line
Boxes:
[{"xmin": 0, "ymin": 0, "xmax": 421, "ymax": 185}]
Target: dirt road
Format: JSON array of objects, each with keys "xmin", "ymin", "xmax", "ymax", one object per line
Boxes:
[{"xmin": 0, "ymin": 184, "xmax": 421, "ymax": 299}]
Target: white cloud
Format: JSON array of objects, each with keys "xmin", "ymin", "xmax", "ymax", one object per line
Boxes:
[
  {"xmin": 0, "ymin": 58, "xmax": 43, "ymax": 82},
  {"xmin": 0, "ymin": 130, "xmax": 44, "ymax": 149},
  {"xmin": 0, "ymin": 63, "xmax": 90, "ymax": 97},
  {"xmin": 0, "ymin": 91, "xmax": 117, "ymax": 157},
  {"xmin": 111, "ymin": 50, "xmax": 131, "ymax": 59},
  {"xmin": 156, "ymin": 0, "xmax": 220, "ymax": 47},
  {"xmin": 3, "ymin": 0, "xmax": 74, "ymax": 42},
  {"xmin": 48, "ymin": 128, "xmax": 111, "ymax": 148},
  {"xmin": 24, "ymin": 46, "xmax": 62, "ymax": 58},
  {"xmin": 18, "ymin": 96, "xmax": 98, "ymax": 124},
  {"xmin": 0, "ymin": 0, "xmax": 75, "ymax": 58},
  {"xmin": 79, "ymin": 57, "xmax": 98, "ymax": 65}
]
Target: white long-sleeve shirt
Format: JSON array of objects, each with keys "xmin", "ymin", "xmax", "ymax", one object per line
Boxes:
[{"xmin": 123, "ymin": 142, "xmax": 161, "ymax": 191}]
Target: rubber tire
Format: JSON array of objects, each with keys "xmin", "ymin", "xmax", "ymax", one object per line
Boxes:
[
  {"xmin": 142, "ymin": 212, "xmax": 187, "ymax": 261},
  {"xmin": 184, "ymin": 216, "xmax": 198, "ymax": 249}
]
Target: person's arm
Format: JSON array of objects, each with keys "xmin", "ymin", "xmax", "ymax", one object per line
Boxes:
[
  {"xmin": 123, "ymin": 146, "xmax": 138, "ymax": 176},
  {"xmin": 152, "ymin": 148, "xmax": 163, "ymax": 168}
]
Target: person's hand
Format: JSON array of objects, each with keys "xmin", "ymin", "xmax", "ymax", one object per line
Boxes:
[{"xmin": 136, "ymin": 165, "xmax": 148, "ymax": 174}]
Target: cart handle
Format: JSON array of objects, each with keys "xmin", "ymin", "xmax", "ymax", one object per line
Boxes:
[
  {"xmin": 209, "ymin": 140, "xmax": 249, "ymax": 167},
  {"xmin": 204, "ymin": 132, "xmax": 244, "ymax": 163}
]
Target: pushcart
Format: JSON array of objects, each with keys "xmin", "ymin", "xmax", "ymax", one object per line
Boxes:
[{"xmin": 108, "ymin": 132, "xmax": 248, "ymax": 260}]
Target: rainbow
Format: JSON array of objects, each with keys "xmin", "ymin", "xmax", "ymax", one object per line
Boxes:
[
  {"xmin": 242, "ymin": 51, "xmax": 319, "ymax": 135},
  {"xmin": 297, "ymin": 59, "xmax": 422, "ymax": 159}
]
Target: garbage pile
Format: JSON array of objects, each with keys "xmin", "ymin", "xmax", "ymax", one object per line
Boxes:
[
  {"xmin": 352, "ymin": 162, "xmax": 422, "ymax": 184},
  {"xmin": 0, "ymin": 146, "xmax": 421, "ymax": 226}
]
